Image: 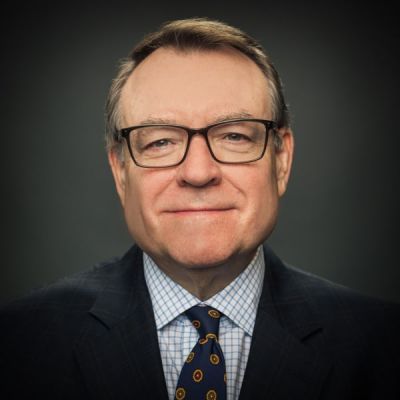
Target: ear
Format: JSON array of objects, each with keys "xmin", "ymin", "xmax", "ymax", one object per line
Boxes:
[
  {"xmin": 274, "ymin": 127, "xmax": 294, "ymax": 197},
  {"xmin": 108, "ymin": 149, "xmax": 127, "ymax": 207}
]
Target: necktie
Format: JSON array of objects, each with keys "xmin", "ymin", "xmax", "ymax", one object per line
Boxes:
[{"xmin": 175, "ymin": 305, "xmax": 227, "ymax": 400}]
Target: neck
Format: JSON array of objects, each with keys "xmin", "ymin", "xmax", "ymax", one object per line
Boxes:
[{"xmin": 150, "ymin": 250, "xmax": 257, "ymax": 300}]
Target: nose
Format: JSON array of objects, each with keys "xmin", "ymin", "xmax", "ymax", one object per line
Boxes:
[{"xmin": 176, "ymin": 135, "xmax": 222, "ymax": 187}]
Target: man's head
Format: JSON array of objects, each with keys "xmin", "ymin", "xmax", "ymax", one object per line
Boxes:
[{"xmin": 107, "ymin": 18, "xmax": 294, "ymax": 278}]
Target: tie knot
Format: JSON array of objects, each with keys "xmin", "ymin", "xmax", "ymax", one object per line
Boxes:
[{"xmin": 185, "ymin": 305, "xmax": 222, "ymax": 340}]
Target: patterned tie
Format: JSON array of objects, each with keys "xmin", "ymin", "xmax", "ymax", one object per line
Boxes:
[{"xmin": 175, "ymin": 305, "xmax": 227, "ymax": 400}]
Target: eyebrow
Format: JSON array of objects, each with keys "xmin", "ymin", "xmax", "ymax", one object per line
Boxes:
[
  {"xmin": 138, "ymin": 117, "xmax": 176, "ymax": 125},
  {"xmin": 138, "ymin": 110, "xmax": 256, "ymax": 126},
  {"xmin": 212, "ymin": 111, "xmax": 255, "ymax": 123}
]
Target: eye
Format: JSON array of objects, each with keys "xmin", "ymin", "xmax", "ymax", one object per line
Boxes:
[
  {"xmin": 223, "ymin": 132, "xmax": 251, "ymax": 142},
  {"xmin": 146, "ymin": 139, "xmax": 172, "ymax": 149}
]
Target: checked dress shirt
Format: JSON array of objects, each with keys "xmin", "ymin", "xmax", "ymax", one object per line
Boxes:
[{"xmin": 143, "ymin": 245, "xmax": 265, "ymax": 400}]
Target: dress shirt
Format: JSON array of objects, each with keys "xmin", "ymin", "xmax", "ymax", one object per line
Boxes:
[{"xmin": 143, "ymin": 246, "xmax": 265, "ymax": 400}]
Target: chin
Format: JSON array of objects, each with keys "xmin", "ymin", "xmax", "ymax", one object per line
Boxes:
[
  {"xmin": 164, "ymin": 239, "xmax": 247, "ymax": 270},
  {"xmin": 173, "ymin": 254, "xmax": 229, "ymax": 269}
]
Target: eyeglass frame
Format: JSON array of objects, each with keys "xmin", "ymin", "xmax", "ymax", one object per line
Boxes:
[{"xmin": 114, "ymin": 118, "xmax": 278, "ymax": 168}]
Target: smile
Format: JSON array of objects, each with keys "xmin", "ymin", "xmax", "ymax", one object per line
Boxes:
[{"xmin": 165, "ymin": 208, "xmax": 235, "ymax": 216}]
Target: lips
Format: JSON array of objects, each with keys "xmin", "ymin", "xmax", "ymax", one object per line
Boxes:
[
  {"xmin": 167, "ymin": 208, "xmax": 232, "ymax": 212},
  {"xmin": 161, "ymin": 197, "xmax": 237, "ymax": 215},
  {"xmin": 162, "ymin": 207, "xmax": 236, "ymax": 219}
]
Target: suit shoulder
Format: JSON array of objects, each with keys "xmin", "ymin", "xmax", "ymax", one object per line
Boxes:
[
  {"xmin": 0, "ymin": 256, "xmax": 122, "ymax": 320},
  {"xmin": 285, "ymin": 261, "xmax": 398, "ymax": 310},
  {"xmin": 264, "ymin": 244, "xmax": 400, "ymax": 330}
]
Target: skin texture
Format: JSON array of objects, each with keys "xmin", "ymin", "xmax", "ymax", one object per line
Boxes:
[{"xmin": 109, "ymin": 47, "xmax": 294, "ymax": 300}]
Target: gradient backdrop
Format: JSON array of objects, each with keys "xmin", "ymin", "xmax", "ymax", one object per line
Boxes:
[{"xmin": 1, "ymin": 1, "xmax": 399, "ymax": 304}]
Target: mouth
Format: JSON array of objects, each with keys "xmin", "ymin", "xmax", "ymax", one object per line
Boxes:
[{"xmin": 164, "ymin": 208, "xmax": 235, "ymax": 216}]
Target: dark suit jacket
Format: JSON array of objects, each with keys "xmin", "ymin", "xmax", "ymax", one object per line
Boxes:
[{"xmin": 1, "ymin": 244, "xmax": 399, "ymax": 399}]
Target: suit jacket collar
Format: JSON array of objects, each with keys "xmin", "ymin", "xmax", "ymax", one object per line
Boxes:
[{"xmin": 75, "ymin": 244, "xmax": 331, "ymax": 400}]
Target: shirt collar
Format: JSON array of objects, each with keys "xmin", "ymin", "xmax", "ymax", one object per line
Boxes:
[{"xmin": 143, "ymin": 246, "xmax": 265, "ymax": 336}]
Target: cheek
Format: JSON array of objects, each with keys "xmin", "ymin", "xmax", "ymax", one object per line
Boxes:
[
  {"xmin": 248, "ymin": 176, "xmax": 277, "ymax": 218},
  {"xmin": 123, "ymin": 168, "xmax": 173, "ymax": 230},
  {"xmin": 235, "ymin": 163, "xmax": 279, "ymax": 236}
]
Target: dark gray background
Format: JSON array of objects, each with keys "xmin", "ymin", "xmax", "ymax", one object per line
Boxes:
[{"xmin": 1, "ymin": 1, "xmax": 399, "ymax": 305}]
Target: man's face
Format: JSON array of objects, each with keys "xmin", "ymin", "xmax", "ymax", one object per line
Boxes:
[{"xmin": 109, "ymin": 47, "xmax": 293, "ymax": 272}]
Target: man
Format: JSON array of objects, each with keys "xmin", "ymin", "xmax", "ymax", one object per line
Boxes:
[{"xmin": 1, "ymin": 18, "xmax": 399, "ymax": 400}]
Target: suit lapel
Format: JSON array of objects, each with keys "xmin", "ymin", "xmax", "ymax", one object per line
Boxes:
[
  {"xmin": 239, "ymin": 245, "xmax": 332, "ymax": 400},
  {"xmin": 74, "ymin": 246, "xmax": 169, "ymax": 400}
]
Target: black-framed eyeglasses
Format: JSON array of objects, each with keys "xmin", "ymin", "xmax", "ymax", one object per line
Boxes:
[{"xmin": 114, "ymin": 118, "xmax": 277, "ymax": 168}]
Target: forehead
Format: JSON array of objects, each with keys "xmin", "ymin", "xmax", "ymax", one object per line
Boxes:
[{"xmin": 120, "ymin": 47, "xmax": 271, "ymax": 126}]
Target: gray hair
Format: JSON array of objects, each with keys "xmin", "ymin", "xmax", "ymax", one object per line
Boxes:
[{"xmin": 105, "ymin": 18, "xmax": 290, "ymax": 156}]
